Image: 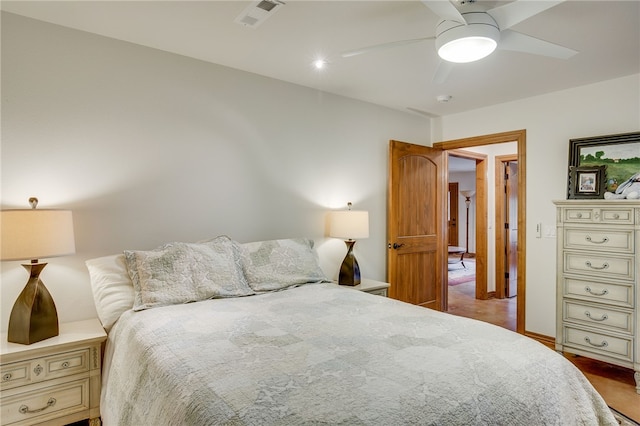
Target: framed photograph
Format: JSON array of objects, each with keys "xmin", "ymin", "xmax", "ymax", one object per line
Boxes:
[
  {"xmin": 568, "ymin": 165, "xmax": 607, "ymax": 199},
  {"xmin": 568, "ymin": 131, "xmax": 640, "ymax": 198}
]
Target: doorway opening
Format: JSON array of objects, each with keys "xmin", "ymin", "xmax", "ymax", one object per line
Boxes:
[{"xmin": 434, "ymin": 130, "xmax": 526, "ymax": 334}]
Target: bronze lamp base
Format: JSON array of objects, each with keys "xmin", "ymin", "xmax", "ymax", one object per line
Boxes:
[
  {"xmin": 338, "ymin": 240, "xmax": 361, "ymax": 286},
  {"xmin": 8, "ymin": 262, "xmax": 59, "ymax": 345}
]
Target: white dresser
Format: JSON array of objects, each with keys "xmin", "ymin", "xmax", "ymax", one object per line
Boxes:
[{"xmin": 554, "ymin": 200, "xmax": 639, "ymax": 394}]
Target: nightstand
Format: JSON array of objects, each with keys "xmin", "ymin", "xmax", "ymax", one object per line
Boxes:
[
  {"xmin": 351, "ymin": 278, "xmax": 390, "ymax": 297},
  {"xmin": 1, "ymin": 318, "xmax": 107, "ymax": 426}
]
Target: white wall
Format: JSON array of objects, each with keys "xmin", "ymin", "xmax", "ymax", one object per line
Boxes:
[
  {"xmin": 0, "ymin": 13, "xmax": 431, "ymax": 331},
  {"xmin": 434, "ymin": 73, "xmax": 640, "ymax": 336}
]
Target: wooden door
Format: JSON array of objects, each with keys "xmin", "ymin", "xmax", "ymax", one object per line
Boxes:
[
  {"xmin": 448, "ymin": 182, "xmax": 459, "ymax": 246},
  {"xmin": 387, "ymin": 140, "xmax": 447, "ymax": 310},
  {"xmin": 506, "ymin": 161, "xmax": 518, "ymax": 297}
]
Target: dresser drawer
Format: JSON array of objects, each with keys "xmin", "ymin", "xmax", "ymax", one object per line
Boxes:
[
  {"xmin": 0, "ymin": 378, "xmax": 89, "ymax": 425},
  {"xmin": 563, "ymin": 326, "xmax": 633, "ymax": 362},
  {"xmin": 563, "ymin": 301, "xmax": 633, "ymax": 334},
  {"xmin": 562, "ymin": 207, "xmax": 635, "ymax": 224},
  {"xmin": 1, "ymin": 349, "xmax": 89, "ymax": 391},
  {"xmin": 563, "ymin": 277, "xmax": 633, "ymax": 308},
  {"xmin": 564, "ymin": 252, "xmax": 635, "ymax": 281},
  {"xmin": 563, "ymin": 228, "xmax": 634, "ymax": 253}
]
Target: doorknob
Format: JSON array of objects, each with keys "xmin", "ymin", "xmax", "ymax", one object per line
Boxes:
[{"xmin": 392, "ymin": 242, "xmax": 405, "ymax": 249}]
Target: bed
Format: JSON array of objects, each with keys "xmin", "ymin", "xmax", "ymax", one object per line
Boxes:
[{"xmin": 87, "ymin": 236, "xmax": 617, "ymax": 425}]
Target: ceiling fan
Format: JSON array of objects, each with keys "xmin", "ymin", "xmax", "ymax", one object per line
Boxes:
[{"xmin": 342, "ymin": 0, "xmax": 578, "ymax": 84}]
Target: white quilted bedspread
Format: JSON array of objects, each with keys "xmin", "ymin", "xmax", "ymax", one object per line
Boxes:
[{"xmin": 101, "ymin": 283, "xmax": 616, "ymax": 425}]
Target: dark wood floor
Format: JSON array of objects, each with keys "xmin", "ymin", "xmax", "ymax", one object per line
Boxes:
[{"xmin": 447, "ymin": 278, "xmax": 640, "ymax": 422}]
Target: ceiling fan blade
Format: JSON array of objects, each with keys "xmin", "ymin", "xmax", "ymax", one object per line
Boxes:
[
  {"xmin": 488, "ymin": 0, "xmax": 564, "ymax": 30},
  {"xmin": 341, "ymin": 37, "xmax": 433, "ymax": 58},
  {"xmin": 432, "ymin": 60, "xmax": 453, "ymax": 84},
  {"xmin": 421, "ymin": 0, "xmax": 466, "ymax": 24},
  {"xmin": 499, "ymin": 30, "xmax": 577, "ymax": 59},
  {"xmin": 407, "ymin": 107, "xmax": 439, "ymax": 119}
]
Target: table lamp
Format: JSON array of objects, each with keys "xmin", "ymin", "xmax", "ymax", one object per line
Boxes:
[
  {"xmin": 329, "ymin": 202, "xmax": 369, "ymax": 286},
  {"xmin": 1, "ymin": 198, "xmax": 75, "ymax": 344}
]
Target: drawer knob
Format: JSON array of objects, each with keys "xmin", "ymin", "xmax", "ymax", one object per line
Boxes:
[
  {"xmin": 33, "ymin": 364, "xmax": 43, "ymax": 376},
  {"xmin": 585, "ymin": 235, "xmax": 609, "ymax": 245},
  {"xmin": 576, "ymin": 213, "xmax": 583, "ymax": 218},
  {"xmin": 585, "ymin": 261, "xmax": 609, "ymax": 270},
  {"xmin": 19, "ymin": 397, "xmax": 56, "ymax": 415},
  {"xmin": 584, "ymin": 311, "xmax": 608, "ymax": 322},
  {"xmin": 61, "ymin": 361, "xmax": 70, "ymax": 369},
  {"xmin": 584, "ymin": 336, "xmax": 608, "ymax": 348},
  {"xmin": 584, "ymin": 286, "xmax": 608, "ymax": 296},
  {"xmin": 613, "ymin": 213, "xmax": 620, "ymax": 219},
  {"xmin": 2, "ymin": 373, "xmax": 12, "ymax": 381}
]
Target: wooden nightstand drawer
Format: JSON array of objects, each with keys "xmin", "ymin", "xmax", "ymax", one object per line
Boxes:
[
  {"xmin": 1, "ymin": 349, "xmax": 89, "ymax": 391},
  {"xmin": 364, "ymin": 288, "xmax": 388, "ymax": 297},
  {"xmin": 563, "ymin": 301, "xmax": 633, "ymax": 334},
  {"xmin": 563, "ymin": 227, "xmax": 634, "ymax": 253},
  {"xmin": 1, "ymin": 362, "xmax": 31, "ymax": 389},
  {"xmin": 45, "ymin": 349, "xmax": 89, "ymax": 379},
  {"xmin": 1, "ymin": 377, "xmax": 89, "ymax": 425}
]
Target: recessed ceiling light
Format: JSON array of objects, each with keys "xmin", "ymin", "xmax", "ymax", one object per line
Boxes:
[{"xmin": 313, "ymin": 59, "xmax": 328, "ymax": 70}]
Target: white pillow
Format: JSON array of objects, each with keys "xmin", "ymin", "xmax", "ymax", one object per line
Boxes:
[
  {"xmin": 124, "ymin": 236, "xmax": 254, "ymax": 311},
  {"xmin": 86, "ymin": 254, "xmax": 135, "ymax": 332},
  {"xmin": 240, "ymin": 238, "xmax": 329, "ymax": 292}
]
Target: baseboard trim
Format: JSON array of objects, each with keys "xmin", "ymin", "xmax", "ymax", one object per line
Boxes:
[{"xmin": 524, "ymin": 330, "xmax": 555, "ymax": 349}]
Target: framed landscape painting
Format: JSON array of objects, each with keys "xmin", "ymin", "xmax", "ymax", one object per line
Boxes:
[{"xmin": 567, "ymin": 131, "xmax": 640, "ymax": 198}]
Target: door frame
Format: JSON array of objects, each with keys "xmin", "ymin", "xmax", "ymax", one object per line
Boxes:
[
  {"xmin": 434, "ymin": 129, "xmax": 526, "ymax": 334},
  {"xmin": 495, "ymin": 154, "xmax": 518, "ymax": 299}
]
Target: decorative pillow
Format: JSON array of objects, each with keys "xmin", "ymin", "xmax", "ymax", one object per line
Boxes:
[
  {"xmin": 86, "ymin": 254, "xmax": 135, "ymax": 331},
  {"xmin": 240, "ymin": 238, "xmax": 329, "ymax": 292},
  {"xmin": 124, "ymin": 236, "xmax": 253, "ymax": 311}
]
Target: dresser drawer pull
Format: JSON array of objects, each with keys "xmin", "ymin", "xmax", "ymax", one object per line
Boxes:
[
  {"xmin": 585, "ymin": 261, "xmax": 609, "ymax": 270},
  {"xmin": 584, "ymin": 336, "xmax": 608, "ymax": 348},
  {"xmin": 576, "ymin": 213, "xmax": 583, "ymax": 218},
  {"xmin": 585, "ymin": 235, "xmax": 609, "ymax": 244},
  {"xmin": 584, "ymin": 311, "xmax": 608, "ymax": 322},
  {"xmin": 2, "ymin": 373, "xmax": 12, "ymax": 381},
  {"xmin": 584, "ymin": 286, "xmax": 608, "ymax": 296},
  {"xmin": 61, "ymin": 361, "xmax": 70, "ymax": 368},
  {"xmin": 33, "ymin": 364, "xmax": 43, "ymax": 376},
  {"xmin": 19, "ymin": 397, "xmax": 56, "ymax": 414},
  {"xmin": 613, "ymin": 213, "xmax": 620, "ymax": 219}
]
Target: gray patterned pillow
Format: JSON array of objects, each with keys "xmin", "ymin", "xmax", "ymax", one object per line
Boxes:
[
  {"xmin": 124, "ymin": 236, "xmax": 253, "ymax": 311},
  {"xmin": 240, "ymin": 238, "xmax": 329, "ymax": 292}
]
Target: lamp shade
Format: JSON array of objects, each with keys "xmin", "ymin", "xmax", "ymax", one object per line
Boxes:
[
  {"xmin": 329, "ymin": 210, "xmax": 369, "ymax": 240},
  {"xmin": 460, "ymin": 190, "xmax": 476, "ymax": 199},
  {"xmin": 1, "ymin": 209, "xmax": 75, "ymax": 261}
]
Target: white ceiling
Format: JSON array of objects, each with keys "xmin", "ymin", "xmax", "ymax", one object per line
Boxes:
[{"xmin": 2, "ymin": 1, "xmax": 639, "ymax": 117}]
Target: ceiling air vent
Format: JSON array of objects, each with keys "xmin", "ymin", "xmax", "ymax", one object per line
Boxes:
[{"xmin": 234, "ymin": 0, "xmax": 285, "ymax": 29}]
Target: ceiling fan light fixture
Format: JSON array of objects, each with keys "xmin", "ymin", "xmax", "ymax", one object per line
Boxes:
[
  {"xmin": 438, "ymin": 36, "xmax": 497, "ymax": 63},
  {"xmin": 435, "ymin": 13, "xmax": 500, "ymax": 63}
]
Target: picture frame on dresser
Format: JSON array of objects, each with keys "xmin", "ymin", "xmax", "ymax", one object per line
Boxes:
[
  {"xmin": 567, "ymin": 131, "xmax": 640, "ymax": 197},
  {"xmin": 568, "ymin": 165, "xmax": 607, "ymax": 199}
]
